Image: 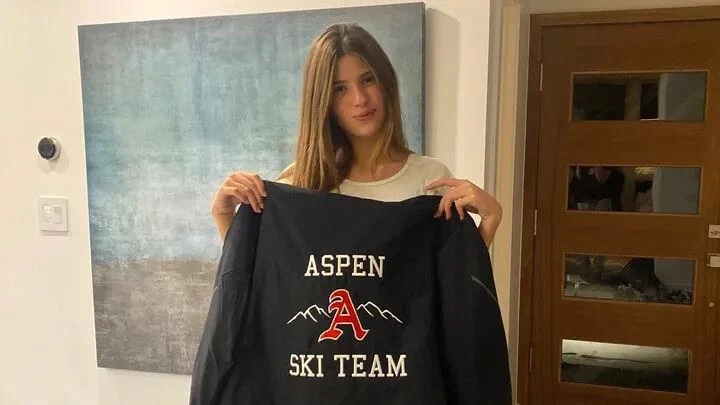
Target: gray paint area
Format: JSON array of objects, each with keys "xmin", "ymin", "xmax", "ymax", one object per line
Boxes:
[
  {"xmin": 91, "ymin": 259, "xmax": 216, "ymax": 373},
  {"xmin": 78, "ymin": 4, "xmax": 425, "ymax": 375}
]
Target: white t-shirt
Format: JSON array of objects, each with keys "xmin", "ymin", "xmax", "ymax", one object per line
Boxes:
[{"xmin": 278, "ymin": 154, "xmax": 453, "ymax": 202}]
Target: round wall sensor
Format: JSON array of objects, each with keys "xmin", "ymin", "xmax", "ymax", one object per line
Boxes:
[{"xmin": 38, "ymin": 137, "xmax": 61, "ymax": 160}]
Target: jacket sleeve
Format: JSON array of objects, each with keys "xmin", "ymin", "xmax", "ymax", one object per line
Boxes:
[
  {"xmin": 189, "ymin": 204, "xmax": 262, "ymax": 405},
  {"xmin": 436, "ymin": 215, "xmax": 512, "ymax": 405}
]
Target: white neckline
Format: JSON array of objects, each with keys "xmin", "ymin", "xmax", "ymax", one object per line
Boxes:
[{"xmin": 341, "ymin": 153, "xmax": 415, "ymax": 187}]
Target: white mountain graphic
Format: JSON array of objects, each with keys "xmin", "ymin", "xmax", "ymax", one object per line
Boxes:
[
  {"xmin": 287, "ymin": 301, "xmax": 403, "ymax": 325},
  {"xmin": 286, "ymin": 305, "xmax": 330, "ymax": 324},
  {"xmin": 357, "ymin": 302, "xmax": 404, "ymax": 324}
]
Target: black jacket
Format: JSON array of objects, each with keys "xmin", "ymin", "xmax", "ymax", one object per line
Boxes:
[{"xmin": 190, "ymin": 181, "xmax": 511, "ymax": 404}]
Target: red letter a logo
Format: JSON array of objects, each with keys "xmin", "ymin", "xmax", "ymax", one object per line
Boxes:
[{"xmin": 318, "ymin": 289, "xmax": 369, "ymax": 342}]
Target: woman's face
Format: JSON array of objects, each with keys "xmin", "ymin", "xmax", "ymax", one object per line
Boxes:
[{"xmin": 331, "ymin": 54, "xmax": 386, "ymax": 140}]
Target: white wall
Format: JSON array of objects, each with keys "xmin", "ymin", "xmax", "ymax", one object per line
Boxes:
[
  {"xmin": 491, "ymin": 1, "xmax": 529, "ymax": 401},
  {"xmin": 0, "ymin": 1, "xmax": 494, "ymax": 404}
]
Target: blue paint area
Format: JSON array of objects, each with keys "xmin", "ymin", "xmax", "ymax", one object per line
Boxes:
[{"xmin": 79, "ymin": 4, "xmax": 425, "ymax": 263}]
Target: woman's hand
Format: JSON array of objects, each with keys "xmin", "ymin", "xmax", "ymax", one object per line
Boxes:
[
  {"xmin": 426, "ymin": 178, "xmax": 502, "ymax": 246},
  {"xmin": 210, "ymin": 171, "xmax": 267, "ymax": 216}
]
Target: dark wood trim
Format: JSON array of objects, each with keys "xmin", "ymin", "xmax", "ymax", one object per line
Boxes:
[
  {"xmin": 532, "ymin": 5, "xmax": 720, "ymax": 27},
  {"xmin": 516, "ymin": 13, "xmax": 543, "ymax": 405}
]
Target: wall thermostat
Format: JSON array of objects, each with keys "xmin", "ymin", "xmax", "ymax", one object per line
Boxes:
[{"xmin": 38, "ymin": 137, "xmax": 61, "ymax": 160}]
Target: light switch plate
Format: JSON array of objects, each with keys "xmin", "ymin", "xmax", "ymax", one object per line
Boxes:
[
  {"xmin": 710, "ymin": 255, "xmax": 720, "ymax": 269},
  {"xmin": 38, "ymin": 196, "xmax": 68, "ymax": 232}
]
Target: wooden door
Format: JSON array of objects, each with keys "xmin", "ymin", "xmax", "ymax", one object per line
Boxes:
[{"xmin": 524, "ymin": 16, "xmax": 720, "ymax": 405}]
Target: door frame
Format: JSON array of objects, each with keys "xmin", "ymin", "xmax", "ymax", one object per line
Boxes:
[{"xmin": 518, "ymin": 5, "xmax": 720, "ymax": 405}]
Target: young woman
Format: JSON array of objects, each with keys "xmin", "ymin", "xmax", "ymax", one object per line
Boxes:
[{"xmin": 210, "ymin": 22, "xmax": 502, "ymax": 247}]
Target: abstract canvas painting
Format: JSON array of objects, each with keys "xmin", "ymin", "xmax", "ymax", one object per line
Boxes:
[{"xmin": 78, "ymin": 3, "xmax": 425, "ymax": 374}]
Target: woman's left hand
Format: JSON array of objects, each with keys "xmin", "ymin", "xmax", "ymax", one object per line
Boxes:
[{"xmin": 426, "ymin": 178, "xmax": 502, "ymax": 246}]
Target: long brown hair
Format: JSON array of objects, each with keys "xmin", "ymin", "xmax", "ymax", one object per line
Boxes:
[{"xmin": 279, "ymin": 22, "xmax": 411, "ymax": 191}]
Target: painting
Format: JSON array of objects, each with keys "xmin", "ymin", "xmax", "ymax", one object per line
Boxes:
[{"xmin": 78, "ymin": 3, "xmax": 425, "ymax": 375}]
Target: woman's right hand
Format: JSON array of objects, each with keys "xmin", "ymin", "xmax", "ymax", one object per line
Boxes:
[{"xmin": 210, "ymin": 171, "xmax": 267, "ymax": 216}]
